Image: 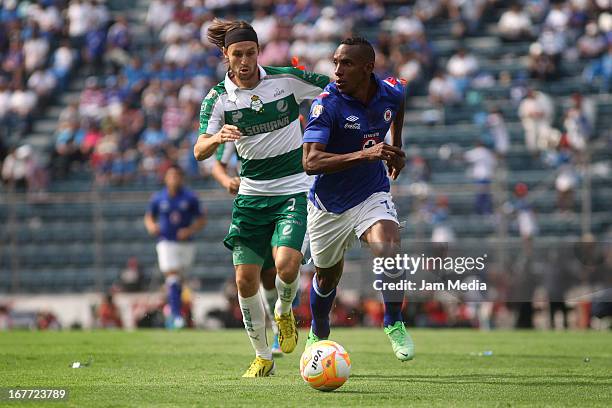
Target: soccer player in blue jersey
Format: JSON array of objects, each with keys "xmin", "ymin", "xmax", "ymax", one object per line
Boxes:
[
  {"xmin": 144, "ymin": 165, "xmax": 207, "ymax": 329},
  {"xmin": 302, "ymin": 37, "xmax": 414, "ymax": 361}
]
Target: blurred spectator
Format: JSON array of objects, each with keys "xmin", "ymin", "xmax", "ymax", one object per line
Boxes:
[
  {"xmin": 0, "ymin": 305, "xmax": 9, "ymax": 330},
  {"xmin": 79, "ymin": 77, "xmax": 106, "ymax": 120},
  {"xmin": 487, "ymin": 107, "xmax": 509, "ymax": 157},
  {"xmin": 507, "ymin": 182, "xmax": 538, "ymax": 240},
  {"xmin": 464, "ymin": 140, "xmax": 497, "ymax": 215},
  {"xmin": 577, "ymin": 21, "xmax": 607, "ymax": 59},
  {"xmin": 554, "ymin": 139, "xmax": 577, "ymax": 213},
  {"xmin": 391, "ymin": 7, "xmax": 424, "ymax": 40},
  {"xmin": 251, "ymin": 8, "xmax": 277, "ymax": 45},
  {"xmin": 105, "ymin": 16, "xmax": 131, "ymax": 73},
  {"xmin": 313, "ymin": 7, "xmax": 346, "ymax": 39},
  {"xmin": 429, "ymin": 70, "xmax": 460, "ymax": 106},
  {"xmin": 37, "ymin": 310, "xmax": 60, "ymax": 330},
  {"xmin": 27, "ymin": 68, "xmax": 57, "ymax": 102},
  {"xmin": 528, "ymin": 43, "xmax": 558, "ymax": 81},
  {"xmin": 98, "ymin": 293, "xmax": 123, "ymax": 328},
  {"xmin": 119, "ymin": 256, "xmax": 143, "ymax": 292},
  {"xmin": 583, "ymin": 44, "xmax": 611, "ymax": 93},
  {"xmin": 9, "ymin": 83, "xmax": 37, "ymax": 136},
  {"xmin": 446, "ymin": 48, "xmax": 479, "ymax": 95},
  {"xmin": 146, "ymin": 0, "xmax": 175, "ymax": 35},
  {"xmin": 518, "ymin": 89, "xmax": 555, "ymax": 153},
  {"xmin": 23, "ymin": 28, "xmax": 49, "ymax": 74},
  {"xmin": 0, "ymin": 79, "xmax": 11, "ymax": 138},
  {"xmin": 259, "ymin": 28, "xmax": 290, "ymax": 66},
  {"xmin": 431, "ymin": 195, "xmax": 456, "ymax": 243},
  {"xmin": 51, "ymin": 40, "xmax": 76, "ymax": 91},
  {"xmin": 498, "ymin": 3, "xmax": 533, "ymax": 42},
  {"xmin": 53, "ymin": 121, "xmax": 85, "ymax": 178},
  {"xmin": 563, "ymin": 93, "xmax": 596, "ymax": 152}
]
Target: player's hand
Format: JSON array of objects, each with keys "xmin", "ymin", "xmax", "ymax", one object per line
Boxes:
[
  {"xmin": 215, "ymin": 125, "xmax": 242, "ymax": 143},
  {"xmin": 176, "ymin": 228, "xmax": 192, "ymax": 241},
  {"xmin": 386, "ymin": 155, "xmax": 406, "ymax": 181},
  {"xmin": 361, "ymin": 143, "xmax": 405, "ymax": 162},
  {"xmin": 146, "ymin": 223, "xmax": 161, "ymax": 237},
  {"xmin": 226, "ymin": 176, "xmax": 240, "ymax": 195}
]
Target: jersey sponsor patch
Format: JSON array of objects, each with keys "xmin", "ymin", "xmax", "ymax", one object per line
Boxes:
[
  {"xmin": 312, "ymin": 104, "xmax": 324, "ymax": 118},
  {"xmin": 276, "ymin": 99, "xmax": 289, "ymax": 113}
]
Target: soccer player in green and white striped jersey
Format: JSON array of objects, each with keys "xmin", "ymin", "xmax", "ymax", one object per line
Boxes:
[{"xmin": 194, "ymin": 19, "xmax": 329, "ymax": 377}]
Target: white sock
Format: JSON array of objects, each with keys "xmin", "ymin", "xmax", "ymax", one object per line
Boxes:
[
  {"xmin": 262, "ymin": 286, "xmax": 279, "ymax": 335},
  {"xmin": 275, "ymin": 271, "xmax": 300, "ymax": 315},
  {"xmin": 239, "ymin": 291, "xmax": 272, "ymax": 360}
]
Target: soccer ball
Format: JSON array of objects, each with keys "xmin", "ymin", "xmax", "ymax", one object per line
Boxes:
[{"xmin": 299, "ymin": 340, "xmax": 351, "ymax": 391}]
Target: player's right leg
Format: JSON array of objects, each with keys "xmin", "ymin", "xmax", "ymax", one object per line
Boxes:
[
  {"xmin": 156, "ymin": 240, "xmax": 184, "ymax": 329},
  {"xmin": 233, "ymin": 243, "xmax": 275, "ymax": 378},
  {"xmin": 260, "ymin": 256, "xmax": 281, "ymax": 355},
  {"xmin": 306, "ymin": 260, "xmax": 344, "ymax": 348},
  {"xmin": 305, "ymin": 201, "xmax": 355, "ymax": 348}
]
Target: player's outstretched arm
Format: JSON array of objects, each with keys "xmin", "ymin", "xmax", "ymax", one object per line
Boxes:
[
  {"xmin": 303, "ymin": 142, "xmax": 405, "ymax": 175},
  {"xmin": 193, "ymin": 125, "xmax": 241, "ymax": 161}
]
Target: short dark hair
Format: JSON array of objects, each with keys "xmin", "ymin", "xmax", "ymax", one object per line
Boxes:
[
  {"xmin": 340, "ymin": 37, "xmax": 375, "ymax": 63},
  {"xmin": 166, "ymin": 164, "xmax": 184, "ymax": 175}
]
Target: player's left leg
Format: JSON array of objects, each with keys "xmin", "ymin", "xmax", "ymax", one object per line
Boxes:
[
  {"xmin": 270, "ymin": 193, "xmax": 309, "ymax": 354},
  {"xmin": 260, "ymin": 254, "xmax": 281, "ymax": 355},
  {"xmin": 359, "ymin": 193, "xmax": 414, "ymax": 361}
]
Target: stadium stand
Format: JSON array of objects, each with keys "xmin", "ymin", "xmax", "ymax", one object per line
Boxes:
[{"xmin": 0, "ymin": 0, "xmax": 610, "ymax": 294}]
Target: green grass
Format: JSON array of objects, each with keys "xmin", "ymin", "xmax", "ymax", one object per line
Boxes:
[{"xmin": 1, "ymin": 329, "xmax": 611, "ymax": 407}]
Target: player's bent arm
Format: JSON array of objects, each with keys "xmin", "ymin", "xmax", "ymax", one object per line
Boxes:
[
  {"xmin": 303, "ymin": 142, "xmax": 365, "ymax": 175},
  {"xmin": 194, "ymin": 133, "xmax": 222, "ymax": 161},
  {"xmin": 193, "ymin": 125, "xmax": 242, "ymax": 161},
  {"xmin": 143, "ymin": 212, "xmax": 160, "ymax": 236},
  {"xmin": 303, "ymin": 142, "xmax": 403, "ymax": 175}
]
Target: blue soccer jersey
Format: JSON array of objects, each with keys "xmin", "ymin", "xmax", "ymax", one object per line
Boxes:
[
  {"xmin": 303, "ymin": 75, "xmax": 405, "ymax": 214},
  {"xmin": 148, "ymin": 187, "xmax": 203, "ymax": 241}
]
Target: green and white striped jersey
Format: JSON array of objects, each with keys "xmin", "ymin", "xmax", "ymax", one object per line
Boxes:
[{"xmin": 199, "ymin": 65, "xmax": 329, "ymax": 196}]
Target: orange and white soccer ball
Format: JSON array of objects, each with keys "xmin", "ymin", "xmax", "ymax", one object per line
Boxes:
[{"xmin": 300, "ymin": 340, "xmax": 351, "ymax": 391}]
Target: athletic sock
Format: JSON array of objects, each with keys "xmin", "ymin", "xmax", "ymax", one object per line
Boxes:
[
  {"xmin": 274, "ymin": 272, "xmax": 299, "ymax": 315},
  {"xmin": 383, "ymin": 301, "xmax": 403, "ymax": 327},
  {"xmin": 309, "ymin": 275, "xmax": 336, "ymax": 339},
  {"xmin": 239, "ymin": 291, "xmax": 272, "ymax": 360},
  {"xmin": 166, "ymin": 276, "xmax": 182, "ymax": 317},
  {"xmin": 262, "ymin": 286, "xmax": 279, "ymax": 335}
]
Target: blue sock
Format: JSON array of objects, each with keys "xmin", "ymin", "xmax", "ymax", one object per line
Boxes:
[
  {"xmin": 383, "ymin": 301, "xmax": 403, "ymax": 327},
  {"xmin": 310, "ymin": 275, "xmax": 336, "ymax": 339},
  {"xmin": 168, "ymin": 281, "xmax": 182, "ymax": 317}
]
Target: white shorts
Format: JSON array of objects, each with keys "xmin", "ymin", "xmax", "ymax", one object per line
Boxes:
[
  {"xmin": 156, "ymin": 240, "xmax": 196, "ymax": 273},
  {"xmin": 307, "ymin": 191, "xmax": 399, "ymax": 268}
]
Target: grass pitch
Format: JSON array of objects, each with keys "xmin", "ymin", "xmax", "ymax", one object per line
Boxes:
[{"xmin": 1, "ymin": 329, "xmax": 611, "ymax": 407}]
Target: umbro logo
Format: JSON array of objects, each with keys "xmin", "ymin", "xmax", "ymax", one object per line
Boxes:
[{"xmin": 346, "ymin": 115, "xmax": 359, "ymax": 122}]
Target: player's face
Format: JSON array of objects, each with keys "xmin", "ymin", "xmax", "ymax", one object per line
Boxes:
[
  {"xmin": 332, "ymin": 45, "xmax": 372, "ymax": 96},
  {"xmin": 224, "ymin": 41, "xmax": 259, "ymax": 83},
  {"xmin": 165, "ymin": 168, "xmax": 183, "ymax": 191}
]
